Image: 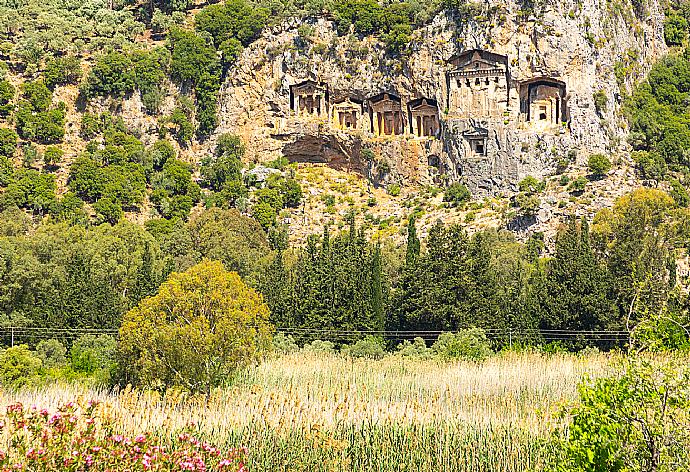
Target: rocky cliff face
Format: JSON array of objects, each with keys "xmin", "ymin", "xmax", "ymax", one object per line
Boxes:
[{"xmin": 216, "ymin": 0, "xmax": 667, "ymax": 195}]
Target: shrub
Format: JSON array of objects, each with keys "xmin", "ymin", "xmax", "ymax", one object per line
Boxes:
[
  {"xmin": 0, "ymin": 345, "xmax": 42, "ymax": 388},
  {"xmin": 444, "ymin": 182, "xmax": 471, "ymax": 206},
  {"xmin": 202, "ymin": 133, "xmax": 244, "ymax": 191},
  {"xmin": 252, "ymin": 201, "xmax": 277, "ymax": 229},
  {"xmin": 431, "ymin": 328, "xmax": 492, "ymax": 360},
  {"xmin": 554, "ymin": 357, "xmax": 690, "ymax": 471},
  {"xmin": 35, "ymin": 339, "xmax": 67, "ymax": 369},
  {"xmin": 0, "ymin": 402, "xmax": 247, "ymax": 471},
  {"xmin": 0, "ymin": 127, "xmax": 18, "ymax": 157},
  {"xmin": 44, "ymin": 56, "xmax": 82, "ymax": 89},
  {"xmin": 569, "ymin": 176, "xmax": 588, "ymax": 193},
  {"xmin": 43, "ymin": 145, "xmax": 63, "ymax": 166},
  {"xmin": 70, "ymin": 334, "xmax": 117, "ymax": 376},
  {"xmin": 664, "ymin": 14, "xmax": 688, "ymax": 46},
  {"xmin": 93, "ymin": 196, "xmax": 123, "ymax": 224},
  {"xmin": 587, "ymin": 153, "xmax": 612, "ymax": 178},
  {"xmin": 0, "ymin": 79, "xmax": 14, "ymax": 117},
  {"xmin": 396, "ymin": 337, "xmax": 430, "ymax": 358},
  {"xmin": 82, "ymin": 52, "xmax": 136, "ymax": 98},
  {"xmin": 518, "ymin": 175, "xmax": 545, "ymax": 194},
  {"xmin": 149, "ymin": 139, "xmax": 177, "ymax": 170},
  {"xmin": 342, "ymin": 336, "xmax": 386, "ymax": 359},
  {"xmin": 387, "ymin": 183, "xmax": 401, "ymax": 196},
  {"xmin": 118, "ymin": 260, "xmax": 274, "ymax": 393},
  {"xmin": 273, "ymin": 332, "xmax": 299, "ymax": 354},
  {"xmin": 669, "ymin": 178, "xmax": 690, "ymax": 207},
  {"xmin": 302, "ymin": 340, "xmax": 335, "ymax": 354},
  {"xmin": 593, "ymin": 89, "xmax": 608, "ymax": 115}
]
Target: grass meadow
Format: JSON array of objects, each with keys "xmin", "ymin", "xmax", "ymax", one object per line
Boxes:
[{"xmin": 0, "ymin": 352, "xmax": 614, "ymax": 471}]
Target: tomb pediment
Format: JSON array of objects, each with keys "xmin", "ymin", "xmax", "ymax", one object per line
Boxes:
[
  {"xmin": 447, "ymin": 49, "xmax": 508, "ymax": 74},
  {"xmin": 408, "ymin": 98, "xmax": 439, "ymax": 113},
  {"xmin": 290, "ymin": 80, "xmax": 327, "ymax": 95},
  {"xmin": 462, "ymin": 127, "xmax": 489, "ymax": 138}
]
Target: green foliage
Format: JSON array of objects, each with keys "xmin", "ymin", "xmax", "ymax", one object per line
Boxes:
[
  {"xmin": 587, "ymin": 153, "xmax": 612, "ymax": 178},
  {"xmin": 252, "ymin": 201, "xmax": 277, "ymax": 229},
  {"xmin": 131, "ymin": 48, "xmax": 170, "ymax": 114},
  {"xmin": 593, "ymin": 89, "xmax": 608, "ymax": 115},
  {"xmin": 431, "ymin": 328, "xmax": 492, "ymax": 360},
  {"xmin": 93, "ymin": 196, "xmax": 123, "ymax": 224},
  {"xmin": 387, "ymin": 183, "xmax": 401, "ymax": 196},
  {"xmin": 554, "ymin": 358, "xmax": 690, "ymax": 472},
  {"xmin": 149, "ymin": 140, "xmax": 177, "ymax": 171},
  {"xmin": 35, "ymin": 339, "xmax": 67, "ymax": 369},
  {"xmin": 0, "ymin": 168, "xmax": 57, "ymax": 214},
  {"xmin": 202, "ymin": 133, "xmax": 245, "ymax": 191},
  {"xmin": 44, "ymin": 56, "xmax": 82, "ymax": 90},
  {"xmin": 395, "ymin": 337, "xmax": 430, "ymax": 358},
  {"xmin": 195, "ymin": 0, "xmax": 269, "ymax": 47},
  {"xmin": 118, "ymin": 260, "xmax": 273, "ymax": 393},
  {"xmin": 165, "ymin": 107, "xmax": 195, "ymax": 145},
  {"xmin": 331, "ymin": 0, "xmax": 415, "ymax": 54},
  {"xmin": 669, "ymin": 178, "xmax": 690, "ymax": 207},
  {"xmin": 0, "ymin": 345, "xmax": 42, "ymax": 389},
  {"xmin": 632, "ymin": 150, "xmax": 667, "ymax": 180},
  {"xmin": 665, "ymin": 14, "xmax": 688, "ymax": 46},
  {"xmin": 70, "ymin": 334, "xmax": 117, "ymax": 376},
  {"xmin": 569, "ymin": 176, "xmax": 587, "ymax": 193},
  {"xmin": 342, "ymin": 336, "xmax": 386, "ymax": 359},
  {"xmin": 0, "ymin": 128, "xmax": 18, "ymax": 158},
  {"xmin": 443, "ymin": 182, "xmax": 471, "ymax": 206},
  {"xmin": 272, "ymin": 332, "xmax": 300, "ymax": 354},
  {"xmin": 43, "ymin": 145, "xmax": 63, "ymax": 167},
  {"xmin": 15, "ymin": 81, "xmax": 65, "ymax": 144},
  {"xmin": 518, "ymin": 175, "xmax": 545, "ymax": 194},
  {"xmin": 0, "ymin": 79, "xmax": 14, "ymax": 117},
  {"xmin": 83, "ymin": 52, "xmax": 136, "ymax": 99}
]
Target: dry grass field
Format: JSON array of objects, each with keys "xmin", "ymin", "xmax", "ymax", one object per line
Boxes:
[{"xmin": 0, "ymin": 352, "xmax": 615, "ymax": 471}]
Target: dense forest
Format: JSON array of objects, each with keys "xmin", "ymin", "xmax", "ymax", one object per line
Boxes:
[{"xmin": 1, "ymin": 0, "xmax": 690, "ymax": 354}]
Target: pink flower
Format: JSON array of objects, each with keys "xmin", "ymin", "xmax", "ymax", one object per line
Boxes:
[{"xmin": 135, "ymin": 435, "xmax": 146, "ymax": 443}]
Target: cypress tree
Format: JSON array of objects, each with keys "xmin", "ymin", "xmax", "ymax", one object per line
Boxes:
[{"xmin": 405, "ymin": 214, "xmax": 420, "ymax": 266}]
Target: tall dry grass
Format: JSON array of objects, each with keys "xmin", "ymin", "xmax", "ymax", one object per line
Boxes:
[{"xmin": 0, "ymin": 351, "xmax": 614, "ymax": 471}]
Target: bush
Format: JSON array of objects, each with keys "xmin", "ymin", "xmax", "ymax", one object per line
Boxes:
[
  {"xmin": 272, "ymin": 332, "xmax": 299, "ymax": 354},
  {"xmin": 94, "ymin": 196, "xmax": 124, "ymax": 224},
  {"xmin": 569, "ymin": 176, "xmax": 588, "ymax": 193},
  {"xmin": 201, "ymin": 133, "xmax": 244, "ymax": 191},
  {"xmin": 593, "ymin": 89, "xmax": 608, "ymax": 115},
  {"xmin": 431, "ymin": 328, "xmax": 492, "ymax": 360},
  {"xmin": 0, "ymin": 345, "xmax": 42, "ymax": 388},
  {"xmin": 82, "ymin": 52, "xmax": 136, "ymax": 98},
  {"xmin": 664, "ymin": 14, "xmax": 688, "ymax": 46},
  {"xmin": 302, "ymin": 339, "xmax": 335, "ymax": 354},
  {"xmin": 396, "ymin": 337, "xmax": 430, "ymax": 358},
  {"xmin": 554, "ymin": 357, "xmax": 690, "ymax": 471},
  {"xmin": 387, "ymin": 183, "xmax": 401, "ymax": 196},
  {"xmin": 342, "ymin": 336, "xmax": 386, "ymax": 359},
  {"xmin": 0, "ymin": 402, "xmax": 247, "ymax": 471},
  {"xmin": 0, "ymin": 79, "xmax": 14, "ymax": 117},
  {"xmin": 35, "ymin": 339, "xmax": 67, "ymax": 369},
  {"xmin": 118, "ymin": 260, "xmax": 273, "ymax": 393},
  {"xmin": 70, "ymin": 334, "xmax": 117, "ymax": 375},
  {"xmin": 518, "ymin": 175, "xmax": 545, "ymax": 194},
  {"xmin": 252, "ymin": 201, "xmax": 277, "ymax": 229},
  {"xmin": 43, "ymin": 145, "xmax": 63, "ymax": 166},
  {"xmin": 44, "ymin": 56, "xmax": 82, "ymax": 89},
  {"xmin": 443, "ymin": 182, "xmax": 471, "ymax": 206},
  {"xmin": 669, "ymin": 178, "xmax": 690, "ymax": 207},
  {"xmin": 0, "ymin": 127, "xmax": 18, "ymax": 158},
  {"xmin": 587, "ymin": 153, "xmax": 612, "ymax": 178}
]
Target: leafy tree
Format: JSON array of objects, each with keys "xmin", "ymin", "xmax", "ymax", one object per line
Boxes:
[
  {"xmin": 35, "ymin": 339, "xmax": 67, "ymax": 369},
  {"xmin": 554, "ymin": 357, "xmax": 690, "ymax": 472},
  {"xmin": 669, "ymin": 178, "xmax": 690, "ymax": 207},
  {"xmin": 0, "ymin": 345, "xmax": 42, "ymax": 388},
  {"xmin": 201, "ymin": 133, "xmax": 244, "ymax": 190},
  {"xmin": 0, "ymin": 79, "xmax": 14, "ymax": 117},
  {"xmin": 443, "ymin": 182, "xmax": 471, "ymax": 206},
  {"xmin": 43, "ymin": 145, "xmax": 63, "ymax": 167},
  {"xmin": 405, "ymin": 214, "xmax": 420, "ymax": 266},
  {"xmin": 587, "ymin": 153, "xmax": 612, "ymax": 178},
  {"xmin": 131, "ymin": 48, "xmax": 170, "ymax": 114},
  {"xmin": 68, "ymin": 156, "xmax": 106, "ymax": 201},
  {"xmin": 166, "ymin": 107, "xmax": 194, "ymax": 145},
  {"xmin": 15, "ymin": 81, "xmax": 66, "ymax": 144},
  {"xmin": 252, "ymin": 201, "xmax": 277, "ymax": 229},
  {"xmin": 44, "ymin": 56, "xmax": 82, "ymax": 90},
  {"xmin": 431, "ymin": 328, "xmax": 492, "ymax": 360},
  {"xmin": 118, "ymin": 260, "xmax": 273, "ymax": 393},
  {"xmin": 70, "ymin": 334, "xmax": 117, "ymax": 375},
  {"xmin": 149, "ymin": 139, "xmax": 176, "ymax": 170},
  {"xmin": 1, "ymin": 169, "xmax": 57, "ymax": 214},
  {"xmin": 195, "ymin": 0, "xmax": 269, "ymax": 47},
  {"xmin": 93, "ymin": 196, "xmax": 123, "ymax": 224},
  {"xmin": 0, "ymin": 128, "xmax": 18, "ymax": 158},
  {"xmin": 82, "ymin": 52, "xmax": 136, "ymax": 98},
  {"xmin": 664, "ymin": 14, "xmax": 688, "ymax": 46}
]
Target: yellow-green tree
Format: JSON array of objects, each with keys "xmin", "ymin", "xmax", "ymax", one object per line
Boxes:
[{"xmin": 118, "ymin": 260, "xmax": 273, "ymax": 393}]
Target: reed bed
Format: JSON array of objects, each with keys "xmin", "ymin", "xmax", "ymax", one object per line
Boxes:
[{"xmin": 0, "ymin": 352, "xmax": 613, "ymax": 471}]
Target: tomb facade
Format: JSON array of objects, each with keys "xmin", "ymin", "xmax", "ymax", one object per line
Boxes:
[
  {"xmin": 519, "ymin": 78, "xmax": 567, "ymax": 128},
  {"xmin": 408, "ymin": 98, "xmax": 440, "ymax": 137},
  {"xmin": 369, "ymin": 93, "xmax": 404, "ymax": 136},
  {"xmin": 290, "ymin": 80, "xmax": 329, "ymax": 117},
  {"xmin": 332, "ymin": 98, "xmax": 362, "ymax": 130},
  {"xmin": 446, "ymin": 50, "xmax": 510, "ymax": 119}
]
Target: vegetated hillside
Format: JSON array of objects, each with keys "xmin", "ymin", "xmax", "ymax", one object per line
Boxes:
[{"xmin": 0, "ymin": 0, "xmax": 671, "ymax": 242}]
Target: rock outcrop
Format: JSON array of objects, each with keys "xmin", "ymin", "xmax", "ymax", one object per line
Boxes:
[{"xmin": 216, "ymin": 0, "xmax": 667, "ymax": 194}]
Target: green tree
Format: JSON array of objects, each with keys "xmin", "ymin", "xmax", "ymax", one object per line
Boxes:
[
  {"xmin": 201, "ymin": 133, "xmax": 244, "ymax": 191},
  {"xmin": 443, "ymin": 182, "xmax": 471, "ymax": 206},
  {"xmin": 44, "ymin": 56, "xmax": 82, "ymax": 90},
  {"xmin": 82, "ymin": 52, "xmax": 136, "ymax": 98},
  {"xmin": 0, "ymin": 128, "xmax": 18, "ymax": 158},
  {"xmin": 588, "ymin": 153, "xmax": 612, "ymax": 178},
  {"xmin": 405, "ymin": 214, "xmax": 420, "ymax": 266},
  {"xmin": 554, "ymin": 357, "xmax": 690, "ymax": 472},
  {"xmin": 118, "ymin": 260, "xmax": 273, "ymax": 393},
  {"xmin": 0, "ymin": 79, "xmax": 14, "ymax": 117},
  {"xmin": 0, "ymin": 345, "xmax": 42, "ymax": 388}
]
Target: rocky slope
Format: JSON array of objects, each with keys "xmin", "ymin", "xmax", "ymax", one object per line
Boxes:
[{"xmin": 215, "ymin": 0, "xmax": 667, "ymax": 196}]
